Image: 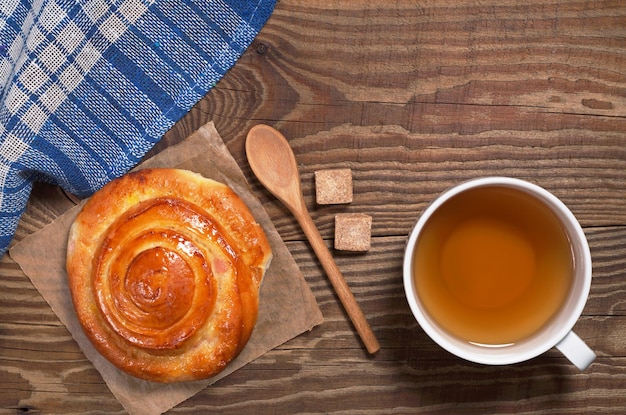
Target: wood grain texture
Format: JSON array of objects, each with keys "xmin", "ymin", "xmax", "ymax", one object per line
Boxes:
[
  {"xmin": 2, "ymin": 0, "xmax": 626, "ymax": 413},
  {"xmin": 2, "ymin": 230, "xmax": 626, "ymax": 413}
]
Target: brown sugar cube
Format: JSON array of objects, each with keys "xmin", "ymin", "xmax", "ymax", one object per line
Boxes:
[
  {"xmin": 315, "ymin": 168, "xmax": 353, "ymax": 205},
  {"xmin": 334, "ymin": 213, "xmax": 372, "ymax": 252}
]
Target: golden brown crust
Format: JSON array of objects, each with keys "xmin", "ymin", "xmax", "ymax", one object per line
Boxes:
[{"xmin": 66, "ymin": 168, "xmax": 272, "ymax": 382}]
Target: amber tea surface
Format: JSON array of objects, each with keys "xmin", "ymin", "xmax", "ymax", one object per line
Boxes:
[{"xmin": 413, "ymin": 186, "xmax": 573, "ymax": 345}]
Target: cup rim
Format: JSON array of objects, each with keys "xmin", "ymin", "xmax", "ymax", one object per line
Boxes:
[{"xmin": 403, "ymin": 176, "xmax": 592, "ymax": 365}]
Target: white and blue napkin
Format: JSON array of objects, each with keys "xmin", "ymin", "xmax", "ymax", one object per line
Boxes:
[{"xmin": 0, "ymin": 0, "xmax": 276, "ymax": 256}]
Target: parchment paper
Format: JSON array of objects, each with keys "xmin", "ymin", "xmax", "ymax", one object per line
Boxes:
[{"xmin": 9, "ymin": 122, "xmax": 324, "ymax": 415}]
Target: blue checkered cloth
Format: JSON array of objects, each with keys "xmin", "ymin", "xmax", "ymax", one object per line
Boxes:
[{"xmin": 0, "ymin": 0, "xmax": 275, "ymax": 257}]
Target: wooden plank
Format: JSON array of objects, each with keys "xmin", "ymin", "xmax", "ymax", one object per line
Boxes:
[{"xmin": 162, "ymin": 0, "xmax": 626, "ymax": 137}]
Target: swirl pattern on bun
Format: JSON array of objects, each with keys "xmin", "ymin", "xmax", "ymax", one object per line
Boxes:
[{"xmin": 66, "ymin": 168, "xmax": 272, "ymax": 382}]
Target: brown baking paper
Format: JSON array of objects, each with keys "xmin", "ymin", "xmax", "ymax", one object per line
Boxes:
[{"xmin": 9, "ymin": 122, "xmax": 324, "ymax": 415}]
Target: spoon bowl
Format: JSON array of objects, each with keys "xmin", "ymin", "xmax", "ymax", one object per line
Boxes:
[{"xmin": 245, "ymin": 124, "xmax": 306, "ymax": 216}]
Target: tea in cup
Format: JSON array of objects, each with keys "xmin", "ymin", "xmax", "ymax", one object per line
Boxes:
[{"xmin": 403, "ymin": 177, "xmax": 595, "ymax": 369}]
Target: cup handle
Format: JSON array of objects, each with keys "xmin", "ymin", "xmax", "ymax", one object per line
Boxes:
[{"xmin": 555, "ymin": 331, "xmax": 596, "ymax": 370}]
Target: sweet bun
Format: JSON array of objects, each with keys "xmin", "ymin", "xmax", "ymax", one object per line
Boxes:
[{"xmin": 66, "ymin": 168, "xmax": 272, "ymax": 382}]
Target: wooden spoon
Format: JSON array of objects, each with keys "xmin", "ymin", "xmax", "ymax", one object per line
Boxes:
[{"xmin": 246, "ymin": 124, "xmax": 380, "ymax": 354}]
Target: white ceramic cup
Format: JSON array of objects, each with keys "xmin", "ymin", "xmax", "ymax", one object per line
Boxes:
[{"xmin": 403, "ymin": 177, "xmax": 595, "ymax": 370}]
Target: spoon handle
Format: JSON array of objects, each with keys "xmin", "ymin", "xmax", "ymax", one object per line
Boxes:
[{"xmin": 295, "ymin": 207, "xmax": 381, "ymax": 354}]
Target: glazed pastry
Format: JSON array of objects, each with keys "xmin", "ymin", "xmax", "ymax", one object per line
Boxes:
[{"xmin": 66, "ymin": 168, "xmax": 272, "ymax": 383}]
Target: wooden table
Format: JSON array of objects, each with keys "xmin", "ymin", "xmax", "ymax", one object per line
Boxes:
[{"xmin": 2, "ymin": 0, "xmax": 625, "ymax": 413}]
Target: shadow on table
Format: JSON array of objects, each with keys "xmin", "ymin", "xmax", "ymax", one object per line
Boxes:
[{"xmin": 391, "ymin": 326, "xmax": 578, "ymax": 413}]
